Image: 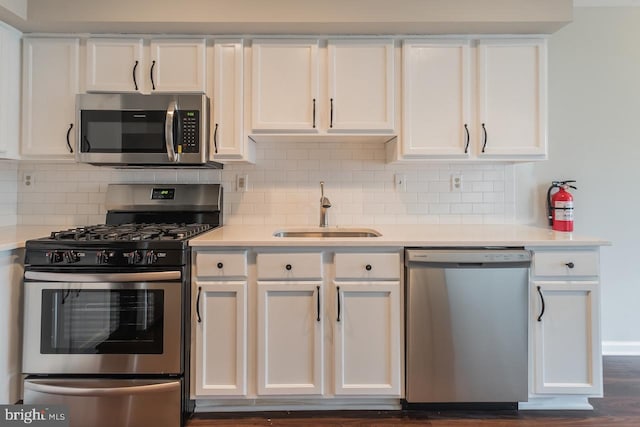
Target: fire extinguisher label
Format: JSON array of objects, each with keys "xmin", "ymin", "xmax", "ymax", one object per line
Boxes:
[{"xmin": 554, "ymin": 201, "xmax": 574, "ymax": 221}]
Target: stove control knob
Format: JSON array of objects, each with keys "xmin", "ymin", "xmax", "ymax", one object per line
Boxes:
[
  {"xmin": 47, "ymin": 251, "xmax": 63, "ymax": 264},
  {"xmin": 145, "ymin": 250, "xmax": 158, "ymax": 264},
  {"xmin": 97, "ymin": 250, "xmax": 111, "ymax": 264},
  {"xmin": 63, "ymin": 250, "xmax": 81, "ymax": 263},
  {"xmin": 124, "ymin": 250, "xmax": 142, "ymax": 265}
]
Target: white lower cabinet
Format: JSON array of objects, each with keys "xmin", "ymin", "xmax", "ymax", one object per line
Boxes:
[
  {"xmin": 192, "ymin": 251, "xmax": 248, "ymax": 397},
  {"xmin": 525, "ymin": 247, "xmax": 602, "ymax": 410},
  {"xmin": 257, "ymin": 281, "xmax": 324, "ymax": 395},
  {"xmin": 193, "ymin": 281, "xmax": 247, "ymax": 396},
  {"xmin": 333, "ymin": 281, "xmax": 401, "ymax": 395},
  {"xmin": 532, "ymin": 281, "xmax": 601, "ymax": 395},
  {"xmin": 192, "ymin": 248, "xmax": 403, "ymax": 407},
  {"xmin": 0, "ymin": 249, "xmax": 24, "ymax": 404},
  {"xmin": 333, "ymin": 252, "xmax": 402, "ymax": 396}
]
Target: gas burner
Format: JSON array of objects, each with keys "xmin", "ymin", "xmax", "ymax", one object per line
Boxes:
[{"xmin": 48, "ymin": 223, "xmax": 213, "ymax": 242}]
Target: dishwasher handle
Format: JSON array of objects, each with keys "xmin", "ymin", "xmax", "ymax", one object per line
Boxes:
[{"xmin": 406, "ymin": 249, "xmax": 531, "ymax": 268}]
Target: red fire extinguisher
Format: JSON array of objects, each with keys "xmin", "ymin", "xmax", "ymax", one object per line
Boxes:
[{"xmin": 546, "ymin": 180, "xmax": 577, "ymax": 232}]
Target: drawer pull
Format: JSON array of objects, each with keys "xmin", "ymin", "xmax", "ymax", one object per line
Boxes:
[
  {"xmin": 565, "ymin": 262, "xmax": 575, "ymax": 269},
  {"xmin": 285, "ymin": 264, "xmax": 292, "ymax": 271},
  {"xmin": 365, "ymin": 264, "xmax": 372, "ymax": 271},
  {"xmin": 217, "ymin": 262, "xmax": 223, "ymax": 269},
  {"xmin": 536, "ymin": 286, "xmax": 545, "ymax": 322}
]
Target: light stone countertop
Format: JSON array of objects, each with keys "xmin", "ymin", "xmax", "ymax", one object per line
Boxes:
[
  {"xmin": 0, "ymin": 226, "xmax": 69, "ymax": 252},
  {"xmin": 189, "ymin": 224, "xmax": 610, "ymax": 248},
  {"xmin": 0, "ymin": 224, "xmax": 610, "ymax": 252}
]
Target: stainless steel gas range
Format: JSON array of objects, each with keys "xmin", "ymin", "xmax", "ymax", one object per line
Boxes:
[{"xmin": 21, "ymin": 184, "xmax": 222, "ymax": 427}]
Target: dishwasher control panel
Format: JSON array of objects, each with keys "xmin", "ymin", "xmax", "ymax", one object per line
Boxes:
[{"xmin": 406, "ymin": 249, "xmax": 531, "ymax": 265}]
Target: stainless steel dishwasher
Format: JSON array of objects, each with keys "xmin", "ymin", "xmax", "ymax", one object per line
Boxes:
[{"xmin": 405, "ymin": 248, "xmax": 531, "ymax": 408}]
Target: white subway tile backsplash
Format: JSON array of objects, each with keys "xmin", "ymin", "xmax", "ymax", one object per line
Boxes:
[{"xmin": 13, "ymin": 143, "xmax": 515, "ymax": 227}]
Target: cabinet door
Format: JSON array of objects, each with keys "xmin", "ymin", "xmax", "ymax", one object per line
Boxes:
[
  {"xmin": 251, "ymin": 40, "xmax": 319, "ymax": 131},
  {"xmin": 86, "ymin": 38, "xmax": 143, "ymax": 92},
  {"xmin": 334, "ymin": 282, "xmax": 401, "ymax": 396},
  {"xmin": 211, "ymin": 40, "xmax": 246, "ymax": 160},
  {"xmin": 477, "ymin": 39, "xmax": 547, "ymax": 158},
  {"xmin": 401, "ymin": 40, "xmax": 471, "ymax": 158},
  {"xmin": 193, "ymin": 281, "xmax": 247, "ymax": 397},
  {"xmin": 0, "ymin": 249, "xmax": 23, "ymax": 404},
  {"xmin": 327, "ymin": 40, "xmax": 395, "ymax": 132},
  {"xmin": 257, "ymin": 281, "xmax": 323, "ymax": 395},
  {"xmin": 532, "ymin": 281, "xmax": 602, "ymax": 395},
  {"xmin": 150, "ymin": 39, "xmax": 206, "ymax": 92},
  {"xmin": 0, "ymin": 23, "xmax": 20, "ymax": 159},
  {"xmin": 22, "ymin": 38, "xmax": 79, "ymax": 158}
]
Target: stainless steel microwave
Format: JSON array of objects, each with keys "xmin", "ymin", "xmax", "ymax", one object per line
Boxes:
[{"xmin": 76, "ymin": 93, "xmax": 221, "ymax": 168}]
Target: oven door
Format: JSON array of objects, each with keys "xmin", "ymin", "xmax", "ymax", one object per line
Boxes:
[{"xmin": 23, "ymin": 271, "xmax": 183, "ymax": 375}]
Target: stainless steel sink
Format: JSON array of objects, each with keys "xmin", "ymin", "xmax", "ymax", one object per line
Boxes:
[{"xmin": 273, "ymin": 228, "xmax": 381, "ymax": 238}]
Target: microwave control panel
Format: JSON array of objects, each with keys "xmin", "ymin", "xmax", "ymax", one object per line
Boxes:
[{"xmin": 179, "ymin": 111, "xmax": 200, "ymax": 153}]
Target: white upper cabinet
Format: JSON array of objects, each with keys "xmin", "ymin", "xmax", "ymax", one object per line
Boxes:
[
  {"xmin": 150, "ymin": 39, "xmax": 206, "ymax": 92},
  {"xmin": 22, "ymin": 37, "xmax": 79, "ymax": 159},
  {"xmin": 398, "ymin": 37, "xmax": 547, "ymax": 161},
  {"xmin": 251, "ymin": 38, "xmax": 396, "ymax": 137},
  {"xmin": 252, "ymin": 39, "xmax": 319, "ymax": 132},
  {"xmin": 86, "ymin": 38, "xmax": 206, "ymax": 93},
  {"xmin": 209, "ymin": 39, "xmax": 254, "ymax": 163},
  {"xmin": 86, "ymin": 38, "xmax": 143, "ymax": 92},
  {"xmin": 476, "ymin": 39, "xmax": 547, "ymax": 158},
  {"xmin": 0, "ymin": 23, "xmax": 21, "ymax": 160},
  {"xmin": 402, "ymin": 40, "xmax": 471, "ymax": 158},
  {"xmin": 327, "ymin": 39, "xmax": 395, "ymax": 132}
]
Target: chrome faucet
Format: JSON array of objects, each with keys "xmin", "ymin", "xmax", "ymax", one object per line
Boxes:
[{"xmin": 319, "ymin": 181, "xmax": 332, "ymax": 227}]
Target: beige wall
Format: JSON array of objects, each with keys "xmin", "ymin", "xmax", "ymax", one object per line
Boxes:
[
  {"xmin": 19, "ymin": 0, "xmax": 571, "ymax": 34},
  {"xmin": 0, "ymin": 0, "xmax": 25, "ymax": 19}
]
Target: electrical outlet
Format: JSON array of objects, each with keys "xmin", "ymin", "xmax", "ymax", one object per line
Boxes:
[
  {"xmin": 236, "ymin": 174, "xmax": 248, "ymax": 192},
  {"xmin": 451, "ymin": 173, "xmax": 463, "ymax": 192},
  {"xmin": 394, "ymin": 174, "xmax": 407, "ymax": 192},
  {"xmin": 23, "ymin": 171, "xmax": 35, "ymax": 188}
]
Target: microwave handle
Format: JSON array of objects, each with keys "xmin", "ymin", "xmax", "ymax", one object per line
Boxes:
[{"xmin": 165, "ymin": 100, "xmax": 179, "ymax": 162}]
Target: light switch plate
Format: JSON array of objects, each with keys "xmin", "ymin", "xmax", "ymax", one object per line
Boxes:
[{"xmin": 236, "ymin": 174, "xmax": 248, "ymax": 192}]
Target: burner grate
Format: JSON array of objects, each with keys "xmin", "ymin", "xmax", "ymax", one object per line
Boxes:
[{"xmin": 48, "ymin": 223, "xmax": 213, "ymax": 242}]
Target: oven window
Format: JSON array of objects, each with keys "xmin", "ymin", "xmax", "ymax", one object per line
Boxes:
[
  {"xmin": 40, "ymin": 289, "xmax": 164, "ymax": 354},
  {"xmin": 80, "ymin": 110, "xmax": 167, "ymax": 153}
]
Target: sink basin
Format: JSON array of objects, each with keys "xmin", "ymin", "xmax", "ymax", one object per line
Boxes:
[{"xmin": 273, "ymin": 228, "xmax": 381, "ymax": 238}]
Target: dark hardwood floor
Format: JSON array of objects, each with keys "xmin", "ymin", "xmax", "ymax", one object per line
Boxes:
[{"xmin": 187, "ymin": 356, "xmax": 640, "ymax": 426}]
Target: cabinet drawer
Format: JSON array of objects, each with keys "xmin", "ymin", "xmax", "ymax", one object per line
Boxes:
[
  {"xmin": 533, "ymin": 250, "xmax": 599, "ymax": 277},
  {"xmin": 334, "ymin": 252, "xmax": 400, "ymax": 280},
  {"xmin": 257, "ymin": 253, "xmax": 322, "ymax": 280},
  {"xmin": 195, "ymin": 251, "xmax": 248, "ymax": 278}
]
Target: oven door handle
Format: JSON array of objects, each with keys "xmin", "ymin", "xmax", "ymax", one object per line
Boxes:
[
  {"xmin": 24, "ymin": 271, "xmax": 181, "ymax": 282},
  {"xmin": 25, "ymin": 380, "xmax": 179, "ymax": 397}
]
